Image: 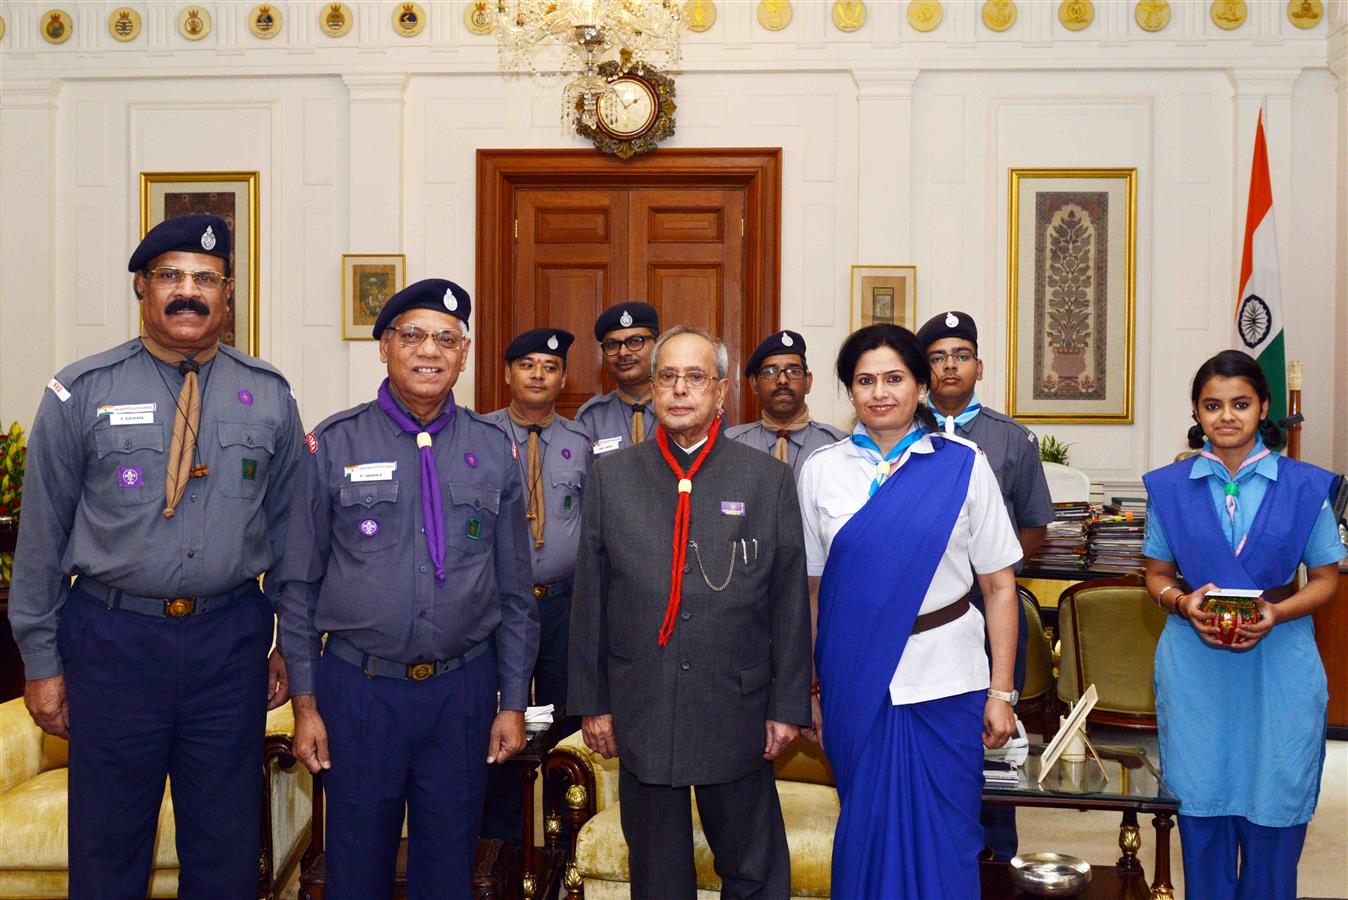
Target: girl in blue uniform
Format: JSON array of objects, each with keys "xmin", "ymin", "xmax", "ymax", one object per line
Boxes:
[{"xmin": 1142, "ymin": 350, "xmax": 1344, "ymax": 900}]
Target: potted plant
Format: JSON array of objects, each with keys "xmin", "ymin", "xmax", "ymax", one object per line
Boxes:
[{"xmin": 1039, "ymin": 434, "xmax": 1072, "ymax": 466}]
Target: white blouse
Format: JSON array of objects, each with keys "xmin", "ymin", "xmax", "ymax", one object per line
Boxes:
[{"xmin": 797, "ymin": 432, "xmax": 1022, "ymax": 706}]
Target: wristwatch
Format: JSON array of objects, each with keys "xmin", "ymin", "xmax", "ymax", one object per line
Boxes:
[{"xmin": 987, "ymin": 688, "xmax": 1019, "ymax": 705}]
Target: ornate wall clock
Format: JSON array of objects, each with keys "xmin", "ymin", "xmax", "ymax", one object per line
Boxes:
[{"xmin": 575, "ymin": 63, "xmax": 677, "ymax": 160}]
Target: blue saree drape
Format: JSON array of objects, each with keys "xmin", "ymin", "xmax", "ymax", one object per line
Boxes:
[{"xmin": 816, "ymin": 439, "xmax": 980, "ymax": 899}]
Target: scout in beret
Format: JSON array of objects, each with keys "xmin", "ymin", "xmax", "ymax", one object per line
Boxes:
[
  {"xmin": 371, "ymin": 278, "xmax": 472, "ymax": 339},
  {"xmin": 576, "ymin": 301, "xmax": 661, "ymax": 452},
  {"xmin": 725, "ymin": 329, "xmax": 844, "ymax": 475},
  {"xmin": 479, "ymin": 326, "xmax": 592, "ymax": 838},
  {"xmin": 916, "ymin": 308, "xmax": 1056, "ymax": 862}
]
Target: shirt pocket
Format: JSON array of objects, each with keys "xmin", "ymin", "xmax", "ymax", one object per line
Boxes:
[
  {"xmin": 549, "ymin": 468, "xmax": 585, "ymax": 519},
  {"xmin": 93, "ymin": 423, "xmax": 165, "ymax": 507},
  {"xmin": 216, "ymin": 422, "xmax": 277, "ymax": 500},
  {"xmin": 445, "ymin": 482, "xmax": 501, "ymax": 554},
  {"xmin": 336, "ymin": 480, "xmax": 402, "ymax": 553}
]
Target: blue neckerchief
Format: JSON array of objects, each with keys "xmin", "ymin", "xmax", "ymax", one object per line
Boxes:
[
  {"xmin": 850, "ymin": 422, "xmax": 926, "ymax": 496},
  {"xmin": 929, "ymin": 393, "xmax": 982, "ymax": 435}
]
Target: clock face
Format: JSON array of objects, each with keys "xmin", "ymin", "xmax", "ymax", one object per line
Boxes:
[{"xmin": 597, "ymin": 77, "xmax": 659, "ymax": 140}]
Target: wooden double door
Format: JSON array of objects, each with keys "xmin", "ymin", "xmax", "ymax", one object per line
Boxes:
[{"xmin": 475, "ymin": 149, "xmax": 782, "ymax": 420}]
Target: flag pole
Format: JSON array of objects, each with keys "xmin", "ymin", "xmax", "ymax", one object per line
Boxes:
[{"xmin": 1286, "ymin": 360, "xmax": 1302, "ymax": 461}]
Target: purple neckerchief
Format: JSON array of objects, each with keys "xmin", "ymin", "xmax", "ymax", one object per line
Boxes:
[{"xmin": 377, "ymin": 379, "xmax": 455, "ymax": 583}]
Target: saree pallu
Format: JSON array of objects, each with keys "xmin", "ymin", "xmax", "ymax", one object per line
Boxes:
[{"xmin": 815, "ymin": 439, "xmax": 978, "ymax": 899}]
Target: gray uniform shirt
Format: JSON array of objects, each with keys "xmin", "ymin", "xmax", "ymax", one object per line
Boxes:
[
  {"xmin": 952, "ymin": 408, "xmax": 1056, "ymax": 543},
  {"xmin": 575, "ymin": 390, "xmax": 656, "ymax": 455},
  {"xmin": 724, "ymin": 420, "xmax": 846, "ymax": 478},
  {"xmin": 276, "ymin": 393, "xmax": 539, "ymax": 705},
  {"xmin": 481, "ymin": 410, "xmax": 592, "ymax": 586},
  {"xmin": 9, "ymin": 339, "xmax": 303, "ymax": 680}
]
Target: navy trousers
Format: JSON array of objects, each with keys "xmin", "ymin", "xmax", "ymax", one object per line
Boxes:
[
  {"xmin": 1178, "ymin": 814, "xmax": 1307, "ymax": 900},
  {"xmin": 481, "ymin": 588, "xmax": 572, "ymax": 840},
  {"xmin": 319, "ymin": 646, "xmax": 497, "ymax": 900},
  {"xmin": 59, "ymin": 584, "xmax": 272, "ymax": 900}
]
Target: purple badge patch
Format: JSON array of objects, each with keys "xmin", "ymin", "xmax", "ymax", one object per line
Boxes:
[
  {"xmin": 359, "ymin": 518, "xmax": 379, "ymax": 537},
  {"xmin": 237, "ymin": 389, "xmax": 254, "ymax": 405},
  {"xmin": 561, "ymin": 448, "xmax": 572, "ymax": 460},
  {"xmin": 465, "ymin": 452, "xmax": 479, "ymax": 468},
  {"xmin": 117, "ymin": 466, "xmax": 143, "ymax": 488}
]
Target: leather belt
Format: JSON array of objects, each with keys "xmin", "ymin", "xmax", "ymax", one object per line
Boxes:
[
  {"xmin": 533, "ymin": 575, "xmax": 573, "ymax": 601},
  {"xmin": 1262, "ymin": 581, "xmax": 1298, "ymax": 604},
  {"xmin": 74, "ymin": 575, "xmax": 252, "ymax": 619},
  {"xmin": 325, "ymin": 633, "xmax": 491, "ymax": 682},
  {"xmin": 911, "ymin": 595, "xmax": 971, "ymax": 635}
]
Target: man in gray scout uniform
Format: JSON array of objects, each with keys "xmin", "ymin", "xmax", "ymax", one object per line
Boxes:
[
  {"xmin": 279, "ymin": 278, "xmax": 539, "ymax": 899},
  {"xmin": 480, "ymin": 326, "xmax": 590, "ymax": 838},
  {"xmin": 726, "ymin": 329, "xmax": 845, "ymax": 476},
  {"xmin": 917, "ymin": 309, "xmax": 1056, "ymax": 862},
  {"xmin": 575, "ymin": 301, "xmax": 659, "ymax": 456},
  {"xmin": 8, "ymin": 214, "xmax": 300, "ymax": 898}
]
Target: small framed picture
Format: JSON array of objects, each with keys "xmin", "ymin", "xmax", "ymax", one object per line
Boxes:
[
  {"xmin": 850, "ymin": 265, "xmax": 917, "ymax": 332},
  {"xmin": 342, "ymin": 253, "xmax": 406, "ymax": 340}
]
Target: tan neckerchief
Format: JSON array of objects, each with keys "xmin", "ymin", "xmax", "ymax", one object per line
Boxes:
[
  {"xmin": 616, "ymin": 387, "xmax": 649, "ymax": 444},
  {"xmin": 141, "ymin": 336, "xmax": 219, "ymax": 519},
  {"xmin": 508, "ymin": 403, "xmax": 556, "ymax": 549},
  {"xmin": 759, "ymin": 403, "xmax": 813, "ymax": 464}
]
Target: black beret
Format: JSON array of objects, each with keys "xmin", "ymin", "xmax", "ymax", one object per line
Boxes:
[
  {"xmin": 916, "ymin": 310, "xmax": 978, "ymax": 350},
  {"xmin": 744, "ymin": 330, "xmax": 807, "ymax": 377},
  {"xmin": 594, "ymin": 301, "xmax": 659, "ymax": 341},
  {"xmin": 128, "ymin": 214, "xmax": 231, "ymax": 273},
  {"xmin": 372, "ymin": 278, "xmax": 471, "ymax": 338},
  {"xmin": 505, "ymin": 328, "xmax": 574, "ymax": 362}
]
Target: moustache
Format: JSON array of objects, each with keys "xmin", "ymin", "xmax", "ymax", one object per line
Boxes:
[{"xmin": 164, "ymin": 299, "xmax": 211, "ymax": 316}]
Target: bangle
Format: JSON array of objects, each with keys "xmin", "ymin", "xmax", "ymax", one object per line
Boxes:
[
  {"xmin": 1156, "ymin": 584, "xmax": 1182, "ymax": 611},
  {"xmin": 810, "ymin": 680, "xmax": 821, "ymax": 698}
]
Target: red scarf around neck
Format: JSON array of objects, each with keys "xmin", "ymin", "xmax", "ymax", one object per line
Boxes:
[{"xmin": 654, "ymin": 414, "xmax": 723, "ymax": 645}]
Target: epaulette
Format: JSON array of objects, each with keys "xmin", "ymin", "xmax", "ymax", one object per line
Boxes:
[
  {"xmin": 814, "ymin": 421, "xmax": 847, "ymax": 440},
  {"xmin": 723, "ymin": 422, "xmax": 757, "ymax": 439},
  {"xmin": 51, "ymin": 339, "xmax": 143, "ymax": 392},
  {"xmin": 217, "ymin": 344, "xmax": 291, "ymax": 387},
  {"xmin": 463, "ymin": 407, "xmax": 514, "ymax": 439},
  {"xmin": 575, "ymin": 392, "xmax": 612, "ymax": 418},
  {"xmin": 978, "ymin": 407, "xmax": 1036, "ymax": 439},
  {"xmin": 555, "ymin": 415, "xmax": 592, "ymax": 441},
  {"xmin": 310, "ymin": 402, "xmax": 372, "ymax": 438}
]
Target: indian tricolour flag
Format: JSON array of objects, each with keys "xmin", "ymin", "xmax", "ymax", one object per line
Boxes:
[{"xmin": 1234, "ymin": 110, "xmax": 1286, "ymax": 422}]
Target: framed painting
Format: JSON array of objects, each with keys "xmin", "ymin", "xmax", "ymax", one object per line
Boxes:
[
  {"xmin": 850, "ymin": 265, "xmax": 917, "ymax": 332},
  {"xmin": 342, "ymin": 253, "xmax": 406, "ymax": 340},
  {"xmin": 139, "ymin": 171, "xmax": 260, "ymax": 355},
  {"xmin": 1008, "ymin": 168, "xmax": 1136, "ymax": 423}
]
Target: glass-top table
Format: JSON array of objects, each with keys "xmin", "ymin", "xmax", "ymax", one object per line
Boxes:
[{"xmin": 982, "ymin": 744, "xmax": 1179, "ymax": 900}]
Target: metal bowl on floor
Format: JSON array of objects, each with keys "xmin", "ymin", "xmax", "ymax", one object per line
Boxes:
[{"xmin": 1008, "ymin": 852, "xmax": 1093, "ymax": 896}]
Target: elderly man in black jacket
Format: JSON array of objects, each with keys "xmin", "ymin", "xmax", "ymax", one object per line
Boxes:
[{"xmin": 568, "ymin": 325, "xmax": 812, "ymax": 899}]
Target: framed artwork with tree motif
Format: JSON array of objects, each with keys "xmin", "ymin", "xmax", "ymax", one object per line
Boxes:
[{"xmin": 1007, "ymin": 168, "xmax": 1136, "ymax": 423}]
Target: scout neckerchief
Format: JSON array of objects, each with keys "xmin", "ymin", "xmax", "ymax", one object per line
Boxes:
[
  {"xmin": 929, "ymin": 393, "xmax": 982, "ymax": 436},
  {"xmin": 850, "ymin": 422, "xmax": 927, "ymax": 496},
  {"xmin": 377, "ymin": 379, "xmax": 455, "ymax": 582},
  {"xmin": 616, "ymin": 387, "xmax": 649, "ymax": 444},
  {"xmin": 655, "ymin": 415, "xmax": 722, "ymax": 646},
  {"xmin": 760, "ymin": 403, "xmax": 813, "ymax": 464},
  {"xmin": 1197, "ymin": 440, "xmax": 1272, "ymax": 556},
  {"xmin": 141, "ymin": 336, "xmax": 219, "ymax": 519},
  {"xmin": 507, "ymin": 403, "xmax": 556, "ymax": 550}
]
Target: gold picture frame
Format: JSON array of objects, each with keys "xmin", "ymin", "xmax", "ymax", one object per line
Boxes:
[
  {"xmin": 342, "ymin": 253, "xmax": 406, "ymax": 340},
  {"xmin": 849, "ymin": 265, "xmax": 917, "ymax": 332},
  {"xmin": 1008, "ymin": 167, "xmax": 1136, "ymax": 424},
  {"xmin": 139, "ymin": 171, "xmax": 260, "ymax": 355}
]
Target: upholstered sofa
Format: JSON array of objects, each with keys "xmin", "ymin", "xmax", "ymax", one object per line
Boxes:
[
  {"xmin": 542, "ymin": 731, "xmax": 840, "ymax": 899},
  {"xmin": 0, "ymin": 698, "xmax": 312, "ymax": 899}
]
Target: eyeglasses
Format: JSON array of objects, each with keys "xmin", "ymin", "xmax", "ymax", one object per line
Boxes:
[
  {"xmin": 755, "ymin": 364, "xmax": 807, "ymax": 382},
  {"xmin": 392, "ymin": 324, "xmax": 468, "ymax": 352},
  {"xmin": 601, "ymin": 335, "xmax": 651, "ymax": 357},
  {"xmin": 927, "ymin": 351, "xmax": 976, "ymax": 367},
  {"xmin": 653, "ymin": 369, "xmax": 713, "ymax": 391},
  {"xmin": 145, "ymin": 267, "xmax": 227, "ymax": 290}
]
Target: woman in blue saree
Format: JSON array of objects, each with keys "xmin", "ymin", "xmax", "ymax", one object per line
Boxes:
[
  {"xmin": 1142, "ymin": 350, "xmax": 1344, "ymax": 900},
  {"xmin": 797, "ymin": 324, "xmax": 1021, "ymax": 898}
]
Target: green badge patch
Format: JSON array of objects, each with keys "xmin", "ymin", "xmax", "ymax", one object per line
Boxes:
[
  {"xmin": 241, "ymin": 458, "xmax": 258, "ymax": 481},
  {"xmin": 466, "ymin": 518, "xmax": 481, "ymax": 541}
]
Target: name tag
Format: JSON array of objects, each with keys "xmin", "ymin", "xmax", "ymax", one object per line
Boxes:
[
  {"xmin": 720, "ymin": 501, "xmax": 745, "ymax": 517},
  {"xmin": 98, "ymin": 402, "xmax": 157, "ymax": 426},
  {"xmin": 591, "ymin": 436, "xmax": 623, "ymax": 456},
  {"xmin": 345, "ymin": 461, "xmax": 398, "ymax": 482}
]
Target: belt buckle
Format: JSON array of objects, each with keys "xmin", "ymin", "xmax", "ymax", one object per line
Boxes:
[
  {"xmin": 533, "ymin": 585, "xmax": 547, "ymax": 600},
  {"xmin": 165, "ymin": 598, "xmax": 196, "ymax": 618},
  {"xmin": 407, "ymin": 662, "xmax": 435, "ymax": 681}
]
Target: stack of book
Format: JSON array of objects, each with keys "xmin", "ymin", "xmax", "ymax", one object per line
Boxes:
[
  {"xmin": 1027, "ymin": 501, "xmax": 1092, "ymax": 571},
  {"xmin": 1088, "ymin": 497, "xmax": 1149, "ymax": 573}
]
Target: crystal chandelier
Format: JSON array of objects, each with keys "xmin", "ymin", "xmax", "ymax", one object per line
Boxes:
[{"xmin": 496, "ymin": 0, "xmax": 685, "ymax": 128}]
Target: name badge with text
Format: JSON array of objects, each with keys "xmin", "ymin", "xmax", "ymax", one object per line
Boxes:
[
  {"xmin": 591, "ymin": 436, "xmax": 623, "ymax": 456},
  {"xmin": 345, "ymin": 461, "xmax": 398, "ymax": 482},
  {"xmin": 98, "ymin": 402, "xmax": 157, "ymax": 426}
]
